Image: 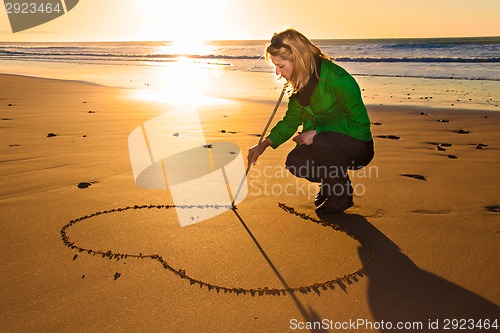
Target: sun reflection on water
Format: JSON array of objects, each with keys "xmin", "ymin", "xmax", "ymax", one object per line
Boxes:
[
  {"xmin": 129, "ymin": 41, "xmax": 243, "ymax": 105},
  {"xmin": 131, "ymin": 55, "xmax": 229, "ymax": 105},
  {"xmin": 131, "ymin": 41, "xmax": 232, "ymax": 105},
  {"xmin": 154, "ymin": 40, "xmax": 216, "ymax": 58}
]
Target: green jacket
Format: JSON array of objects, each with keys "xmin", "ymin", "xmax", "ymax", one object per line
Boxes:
[{"xmin": 267, "ymin": 59, "xmax": 372, "ymax": 149}]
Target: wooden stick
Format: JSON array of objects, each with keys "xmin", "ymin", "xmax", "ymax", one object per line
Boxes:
[{"xmin": 230, "ymin": 86, "xmax": 286, "ymax": 207}]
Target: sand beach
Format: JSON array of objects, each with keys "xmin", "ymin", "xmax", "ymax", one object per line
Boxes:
[{"xmin": 0, "ymin": 70, "xmax": 499, "ymax": 332}]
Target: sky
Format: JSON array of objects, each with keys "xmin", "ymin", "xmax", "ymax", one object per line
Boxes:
[{"xmin": 1, "ymin": 0, "xmax": 499, "ymax": 42}]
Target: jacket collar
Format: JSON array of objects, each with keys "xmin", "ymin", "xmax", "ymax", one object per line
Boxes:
[{"xmin": 295, "ymin": 56, "xmax": 322, "ymax": 107}]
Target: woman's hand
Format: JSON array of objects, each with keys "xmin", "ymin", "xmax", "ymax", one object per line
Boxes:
[
  {"xmin": 292, "ymin": 130, "xmax": 316, "ymax": 145},
  {"xmin": 248, "ymin": 138, "xmax": 272, "ymax": 165}
]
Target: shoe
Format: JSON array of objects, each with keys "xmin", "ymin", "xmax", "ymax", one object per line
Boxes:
[
  {"xmin": 315, "ymin": 194, "xmax": 353, "ymax": 214},
  {"xmin": 314, "ymin": 184, "xmax": 328, "ymax": 207}
]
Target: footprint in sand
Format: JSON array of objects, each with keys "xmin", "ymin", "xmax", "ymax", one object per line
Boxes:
[
  {"xmin": 410, "ymin": 210, "xmax": 452, "ymax": 215},
  {"xmin": 219, "ymin": 130, "xmax": 261, "ymax": 137},
  {"xmin": 485, "ymin": 205, "xmax": 500, "ymax": 213},
  {"xmin": 401, "ymin": 174, "xmax": 427, "ymax": 181},
  {"xmin": 427, "ymin": 142, "xmax": 453, "ymax": 151},
  {"xmin": 376, "ymin": 135, "xmax": 400, "ymax": 140},
  {"xmin": 474, "ymin": 143, "xmax": 488, "ymax": 150},
  {"xmin": 454, "ymin": 129, "xmax": 470, "ymax": 134},
  {"xmin": 77, "ymin": 181, "xmax": 95, "ymax": 189},
  {"xmin": 426, "ymin": 142, "xmax": 453, "ymax": 147}
]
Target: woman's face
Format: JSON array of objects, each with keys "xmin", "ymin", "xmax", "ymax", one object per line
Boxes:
[{"xmin": 271, "ymin": 55, "xmax": 293, "ymax": 81}]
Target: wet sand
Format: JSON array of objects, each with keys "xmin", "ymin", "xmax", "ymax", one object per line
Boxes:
[{"xmin": 0, "ymin": 73, "xmax": 499, "ymax": 332}]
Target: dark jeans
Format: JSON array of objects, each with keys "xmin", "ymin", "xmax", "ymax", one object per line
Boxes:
[{"xmin": 285, "ymin": 131, "xmax": 374, "ymax": 196}]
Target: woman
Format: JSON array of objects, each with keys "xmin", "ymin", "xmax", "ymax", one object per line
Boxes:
[{"xmin": 248, "ymin": 29, "xmax": 374, "ymax": 213}]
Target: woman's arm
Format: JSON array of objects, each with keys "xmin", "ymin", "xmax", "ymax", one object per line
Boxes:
[
  {"xmin": 247, "ymin": 137, "xmax": 273, "ymax": 165},
  {"xmin": 266, "ymin": 97, "xmax": 303, "ymax": 149}
]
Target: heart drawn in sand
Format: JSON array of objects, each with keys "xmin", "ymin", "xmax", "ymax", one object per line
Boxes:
[
  {"xmin": 5, "ymin": 0, "xmax": 79, "ymax": 33},
  {"xmin": 61, "ymin": 204, "xmax": 375, "ymax": 296}
]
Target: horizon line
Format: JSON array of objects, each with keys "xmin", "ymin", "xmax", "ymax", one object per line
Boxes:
[{"xmin": 1, "ymin": 35, "xmax": 500, "ymax": 43}]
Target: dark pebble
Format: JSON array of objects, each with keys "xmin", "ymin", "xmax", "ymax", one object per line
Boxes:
[
  {"xmin": 447, "ymin": 155, "xmax": 458, "ymax": 159},
  {"xmin": 47, "ymin": 133, "xmax": 57, "ymax": 137},
  {"xmin": 456, "ymin": 129, "xmax": 470, "ymax": 134}
]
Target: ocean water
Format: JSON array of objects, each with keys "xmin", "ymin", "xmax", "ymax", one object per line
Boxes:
[{"xmin": 1, "ymin": 37, "xmax": 499, "ymax": 109}]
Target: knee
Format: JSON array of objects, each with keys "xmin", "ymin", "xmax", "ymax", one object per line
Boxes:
[
  {"xmin": 285, "ymin": 151, "xmax": 300, "ymax": 175},
  {"xmin": 285, "ymin": 150, "xmax": 307, "ymax": 177}
]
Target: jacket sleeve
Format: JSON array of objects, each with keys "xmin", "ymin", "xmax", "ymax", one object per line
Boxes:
[{"xmin": 266, "ymin": 96, "xmax": 303, "ymax": 149}]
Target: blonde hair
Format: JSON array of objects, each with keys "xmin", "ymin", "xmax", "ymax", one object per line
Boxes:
[{"xmin": 266, "ymin": 28, "xmax": 329, "ymax": 93}]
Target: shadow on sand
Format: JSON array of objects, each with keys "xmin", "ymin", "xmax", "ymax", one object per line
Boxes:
[
  {"xmin": 232, "ymin": 208, "xmax": 329, "ymax": 333},
  {"xmin": 318, "ymin": 212, "xmax": 500, "ymax": 332}
]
